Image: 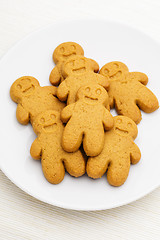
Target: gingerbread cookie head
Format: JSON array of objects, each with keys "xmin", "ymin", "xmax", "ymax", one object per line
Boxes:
[
  {"xmin": 100, "ymin": 61, "xmax": 129, "ymax": 82},
  {"xmin": 53, "ymin": 42, "xmax": 84, "ymax": 64},
  {"xmin": 33, "ymin": 110, "xmax": 62, "ymax": 135},
  {"xmin": 76, "ymin": 84, "xmax": 108, "ymax": 106},
  {"xmin": 113, "ymin": 116, "xmax": 138, "ymax": 139},
  {"xmin": 62, "ymin": 56, "xmax": 99, "ymax": 78},
  {"xmin": 10, "ymin": 76, "xmax": 39, "ymax": 103}
]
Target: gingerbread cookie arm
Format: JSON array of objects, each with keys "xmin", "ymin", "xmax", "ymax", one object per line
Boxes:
[
  {"xmin": 97, "ymin": 75, "xmax": 109, "ymax": 90},
  {"xmin": 61, "ymin": 103, "xmax": 75, "ymax": 123},
  {"xmin": 43, "ymin": 86, "xmax": 57, "ymax": 96},
  {"xmin": 88, "ymin": 59, "xmax": 99, "ymax": 73},
  {"xmin": 16, "ymin": 103, "xmax": 29, "ymax": 125},
  {"xmin": 102, "ymin": 108, "xmax": 114, "ymax": 130},
  {"xmin": 109, "ymin": 95, "xmax": 115, "ymax": 109},
  {"xmin": 30, "ymin": 138, "xmax": 42, "ymax": 160},
  {"xmin": 57, "ymin": 81, "xmax": 69, "ymax": 102},
  {"xmin": 115, "ymin": 98, "xmax": 142, "ymax": 124},
  {"xmin": 129, "ymin": 72, "xmax": 148, "ymax": 85},
  {"xmin": 107, "ymin": 85, "xmax": 115, "ymax": 108},
  {"xmin": 130, "ymin": 141, "xmax": 141, "ymax": 164},
  {"xmin": 136, "ymin": 84, "xmax": 159, "ymax": 113},
  {"xmin": 49, "ymin": 65, "xmax": 61, "ymax": 86}
]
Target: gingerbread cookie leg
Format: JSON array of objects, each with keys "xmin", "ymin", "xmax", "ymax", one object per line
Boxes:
[
  {"xmin": 87, "ymin": 153, "xmax": 109, "ymax": 178},
  {"xmin": 41, "ymin": 155, "xmax": 65, "ymax": 184},
  {"xmin": 115, "ymin": 99, "xmax": 142, "ymax": 124},
  {"xmin": 136, "ymin": 84, "xmax": 159, "ymax": 113},
  {"xmin": 107, "ymin": 155, "xmax": 130, "ymax": 186},
  {"xmin": 62, "ymin": 122, "xmax": 83, "ymax": 152},
  {"xmin": 63, "ymin": 151, "xmax": 85, "ymax": 177},
  {"xmin": 83, "ymin": 128, "xmax": 104, "ymax": 156}
]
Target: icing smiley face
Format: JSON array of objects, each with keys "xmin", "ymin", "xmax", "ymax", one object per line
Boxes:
[
  {"xmin": 10, "ymin": 76, "xmax": 39, "ymax": 102},
  {"xmin": 100, "ymin": 61, "xmax": 129, "ymax": 82},
  {"xmin": 62, "ymin": 56, "xmax": 99, "ymax": 78},
  {"xmin": 63, "ymin": 56, "xmax": 88, "ymax": 77},
  {"xmin": 77, "ymin": 84, "xmax": 108, "ymax": 105},
  {"xmin": 53, "ymin": 42, "xmax": 84, "ymax": 64},
  {"xmin": 114, "ymin": 116, "xmax": 138, "ymax": 139},
  {"xmin": 33, "ymin": 110, "xmax": 61, "ymax": 134}
]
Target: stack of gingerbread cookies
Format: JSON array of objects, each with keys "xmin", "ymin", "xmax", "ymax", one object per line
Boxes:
[{"xmin": 10, "ymin": 42, "xmax": 159, "ymax": 186}]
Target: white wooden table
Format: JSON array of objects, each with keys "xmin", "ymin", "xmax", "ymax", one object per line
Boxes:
[{"xmin": 0, "ymin": 0, "xmax": 160, "ymax": 239}]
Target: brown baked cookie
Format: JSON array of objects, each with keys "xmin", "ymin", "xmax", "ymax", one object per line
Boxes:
[
  {"xmin": 57, "ymin": 55, "xmax": 109, "ymax": 105},
  {"xmin": 61, "ymin": 84, "xmax": 113, "ymax": 156},
  {"xmin": 10, "ymin": 76, "xmax": 65, "ymax": 125},
  {"xmin": 100, "ymin": 61, "xmax": 159, "ymax": 124},
  {"xmin": 87, "ymin": 116, "xmax": 141, "ymax": 186},
  {"xmin": 30, "ymin": 110, "xmax": 85, "ymax": 184},
  {"xmin": 49, "ymin": 42, "xmax": 84, "ymax": 86}
]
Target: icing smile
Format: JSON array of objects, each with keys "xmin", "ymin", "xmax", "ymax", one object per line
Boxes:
[
  {"xmin": 115, "ymin": 127, "xmax": 128, "ymax": 135},
  {"xmin": 85, "ymin": 96, "xmax": 98, "ymax": 101},
  {"xmin": 63, "ymin": 53, "xmax": 76, "ymax": 58},
  {"xmin": 72, "ymin": 67, "xmax": 86, "ymax": 73},
  {"xmin": 44, "ymin": 123, "xmax": 57, "ymax": 132},
  {"xmin": 23, "ymin": 85, "xmax": 35, "ymax": 93}
]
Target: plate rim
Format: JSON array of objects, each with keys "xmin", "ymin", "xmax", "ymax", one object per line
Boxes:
[
  {"xmin": 0, "ymin": 18, "xmax": 160, "ymax": 211},
  {"xmin": 1, "ymin": 162, "xmax": 160, "ymax": 211}
]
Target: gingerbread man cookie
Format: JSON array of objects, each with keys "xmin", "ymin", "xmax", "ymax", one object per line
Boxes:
[
  {"xmin": 57, "ymin": 55, "xmax": 109, "ymax": 105},
  {"xmin": 61, "ymin": 84, "xmax": 113, "ymax": 156},
  {"xmin": 30, "ymin": 110, "xmax": 85, "ymax": 184},
  {"xmin": 49, "ymin": 42, "xmax": 84, "ymax": 86},
  {"xmin": 87, "ymin": 116, "xmax": 141, "ymax": 186},
  {"xmin": 10, "ymin": 76, "xmax": 65, "ymax": 125},
  {"xmin": 100, "ymin": 61, "xmax": 159, "ymax": 124}
]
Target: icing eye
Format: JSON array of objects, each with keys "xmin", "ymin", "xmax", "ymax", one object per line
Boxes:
[
  {"xmin": 104, "ymin": 68, "xmax": 109, "ymax": 75},
  {"xmin": 127, "ymin": 122, "xmax": 132, "ymax": 127},
  {"xmin": 117, "ymin": 118, "xmax": 122, "ymax": 124},
  {"xmin": 17, "ymin": 84, "xmax": 22, "ymax": 89},
  {"xmin": 71, "ymin": 45, "xmax": 76, "ymax": 50},
  {"xmin": 113, "ymin": 63, "xmax": 119, "ymax": 68},
  {"xmin": 80, "ymin": 59, "xmax": 85, "ymax": 64},
  {"xmin": 70, "ymin": 60, "xmax": 74, "ymax": 66},
  {"xmin": 96, "ymin": 89, "xmax": 101, "ymax": 95},
  {"xmin": 85, "ymin": 87, "xmax": 90, "ymax": 92},
  {"xmin": 60, "ymin": 47, "xmax": 65, "ymax": 53},
  {"xmin": 40, "ymin": 117, "xmax": 45, "ymax": 123},
  {"xmin": 50, "ymin": 114, "xmax": 56, "ymax": 120}
]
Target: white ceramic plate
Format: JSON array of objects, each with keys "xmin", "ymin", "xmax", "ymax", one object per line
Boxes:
[{"xmin": 0, "ymin": 20, "xmax": 160, "ymax": 211}]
